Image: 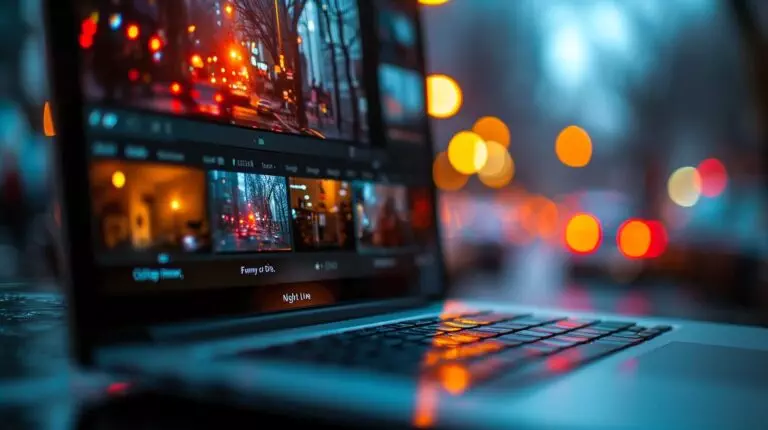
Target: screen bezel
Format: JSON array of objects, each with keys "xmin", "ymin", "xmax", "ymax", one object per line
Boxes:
[{"xmin": 45, "ymin": 0, "xmax": 446, "ymax": 365}]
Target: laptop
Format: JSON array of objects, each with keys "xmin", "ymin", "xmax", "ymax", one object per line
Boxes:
[{"xmin": 45, "ymin": 0, "xmax": 768, "ymax": 428}]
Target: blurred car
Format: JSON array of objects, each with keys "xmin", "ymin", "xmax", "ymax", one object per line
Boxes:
[{"xmin": 256, "ymin": 99, "xmax": 274, "ymax": 116}]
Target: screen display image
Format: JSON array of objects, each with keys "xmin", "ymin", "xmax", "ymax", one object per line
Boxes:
[
  {"xmin": 289, "ymin": 178, "xmax": 355, "ymax": 251},
  {"xmin": 354, "ymin": 182, "xmax": 415, "ymax": 250},
  {"xmin": 79, "ymin": 0, "xmax": 368, "ymax": 143},
  {"xmin": 208, "ymin": 170, "xmax": 292, "ymax": 253},
  {"xmin": 379, "ymin": 64, "xmax": 425, "ymax": 143},
  {"xmin": 90, "ymin": 160, "xmax": 211, "ymax": 256},
  {"xmin": 376, "ymin": 2, "xmax": 419, "ymax": 67}
]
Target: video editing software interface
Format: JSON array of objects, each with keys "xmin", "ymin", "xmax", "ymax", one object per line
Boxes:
[{"xmin": 77, "ymin": 0, "xmax": 437, "ymax": 310}]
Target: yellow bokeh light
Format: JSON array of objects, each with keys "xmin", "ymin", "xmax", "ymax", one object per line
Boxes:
[
  {"xmin": 473, "ymin": 116, "xmax": 510, "ymax": 148},
  {"xmin": 170, "ymin": 199, "xmax": 181, "ymax": 211},
  {"xmin": 478, "ymin": 144, "xmax": 514, "ymax": 189},
  {"xmin": 43, "ymin": 101, "xmax": 55, "ymax": 137},
  {"xmin": 667, "ymin": 166, "xmax": 702, "ymax": 207},
  {"xmin": 433, "ymin": 152, "xmax": 469, "ymax": 191},
  {"xmin": 447, "ymin": 131, "xmax": 487, "ymax": 174},
  {"xmin": 618, "ymin": 220, "xmax": 651, "ymax": 258},
  {"xmin": 427, "ymin": 74, "xmax": 463, "ymax": 119},
  {"xmin": 111, "ymin": 171, "xmax": 126, "ymax": 189},
  {"xmin": 419, "ymin": 0, "xmax": 450, "ymax": 5},
  {"xmin": 565, "ymin": 213, "xmax": 602, "ymax": 254},
  {"xmin": 556, "ymin": 125, "xmax": 592, "ymax": 168}
]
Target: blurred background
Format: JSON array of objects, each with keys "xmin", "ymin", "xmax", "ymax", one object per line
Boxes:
[{"xmin": 2, "ymin": 0, "xmax": 768, "ymax": 327}]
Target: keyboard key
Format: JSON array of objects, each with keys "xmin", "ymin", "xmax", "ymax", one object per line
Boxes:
[
  {"xmin": 472, "ymin": 326, "xmax": 517, "ymax": 335},
  {"xmin": 611, "ymin": 331, "xmax": 644, "ymax": 339},
  {"xmin": 530, "ymin": 326, "xmax": 569, "ymax": 334},
  {"xmin": 443, "ymin": 320, "xmax": 479, "ymax": 329},
  {"xmin": 552, "ymin": 335, "xmax": 590, "ymax": 344},
  {"xmin": 594, "ymin": 336, "xmax": 641, "ymax": 346},
  {"xmin": 491, "ymin": 322, "xmax": 532, "ymax": 331},
  {"xmin": 435, "ymin": 325, "xmax": 464, "ymax": 333},
  {"xmin": 554, "ymin": 319, "xmax": 598, "ymax": 330},
  {"xmin": 598, "ymin": 321, "xmax": 636, "ymax": 330},
  {"xmin": 514, "ymin": 330, "xmax": 552, "ymax": 339},
  {"xmin": 512, "ymin": 317, "xmax": 565, "ymax": 326},
  {"xmin": 496, "ymin": 334, "xmax": 539, "ymax": 344},
  {"xmin": 459, "ymin": 330, "xmax": 497, "ymax": 339},
  {"xmin": 523, "ymin": 343, "xmax": 562, "ymax": 355}
]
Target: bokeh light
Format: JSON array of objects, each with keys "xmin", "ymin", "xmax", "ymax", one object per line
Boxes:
[
  {"xmin": 697, "ymin": 158, "xmax": 727, "ymax": 198},
  {"xmin": 644, "ymin": 220, "xmax": 668, "ymax": 258},
  {"xmin": 43, "ymin": 101, "xmax": 55, "ymax": 137},
  {"xmin": 111, "ymin": 171, "xmax": 126, "ymax": 189},
  {"xmin": 478, "ymin": 141, "xmax": 514, "ymax": 188},
  {"xmin": 472, "ymin": 116, "xmax": 510, "ymax": 148},
  {"xmin": 433, "ymin": 152, "xmax": 469, "ymax": 191},
  {"xmin": 447, "ymin": 131, "xmax": 487, "ymax": 174},
  {"xmin": 617, "ymin": 219, "xmax": 651, "ymax": 259},
  {"xmin": 419, "ymin": 0, "xmax": 450, "ymax": 4},
  {"xmin": 427, "ymin": 74, "xmax": 463, "ymax": 119},
  {"xmin": 555, "ymin": 125, "xmax": 592, "ymax": 168},
  {"xmin": 667, "ymin": 166, "xmax": 701, "ymax": 207},
  {"xmin": 565, "ymin": 213, "xmax": 602, "ymax": 254}
]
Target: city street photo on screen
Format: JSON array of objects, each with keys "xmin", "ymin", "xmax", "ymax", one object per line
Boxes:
[
  {"xmin": 289, "ymin": 177, "xmax": 354, "ymax": 251},
  {"xmin": 89, "ymin": 160, "xmax": 212, "ymax": 257},
  {"xmin": 79, "ymin": 0, "xmax": 368, "ymax": 143},
  {"xmin": 208, "ymin": 170, "xmax": 292, "ymax": 253},
  {"xmin": 353, "ymin": 182, "xmax": 415, "ymax": 251}
]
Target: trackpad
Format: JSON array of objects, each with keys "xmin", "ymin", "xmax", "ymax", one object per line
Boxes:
[{"xmin": 639, "ymin": 342, "xmax": 768, "ymax": 388}]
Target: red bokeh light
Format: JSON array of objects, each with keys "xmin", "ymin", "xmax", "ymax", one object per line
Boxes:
[
  {"xmin": 81, "ymin": 18, "xmax": 97, "ymax": 37},
  {"xmin": 127, "ymin": 68, "xmax": 140, "ymax": 82},
  {"xmin": 697, "ymin": 158, "xmax": 727, "ymax": 197},
  {"xmin": 644, "ymin": 220, "xmax": 668, "ymax": 259},
  {"xmin": 79, "ymin": 33, "xmax": 93, "ymax": 49}
]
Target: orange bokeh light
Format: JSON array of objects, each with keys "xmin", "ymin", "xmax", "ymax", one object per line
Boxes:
[
  {"xmin": 617, "ymin": 219, "xmax": 651, "ymax": 259},
  {"xmin": 43, "ymin": 101, "xmax": 55, "ymax": 137},
  {"xmin": 126, "ymin": 24, "xmax": 140, "ymax": 40},
  {"xmin": 473, "ymin": 116, "xmax": 510, "ymax": 148},
  {"xmin": 556, "ymin": 125, "xmax": 592, "ymax": 168},
  {"xmin": 697, "ymin": 158, "xmax": 727, "ymax": 197},
  {"xmin": 149, "ymin": 36, "xmax": 162, "ymax": 52},
  {"xmin": 427, "ymin": 74, "xmax": 463, "ymax": 119},
  {"xmin": 565, "ymin": 213, "xmax": 602, "ymax": 255},
  {"xmin": 433, "ymin": 152, "xmax": 469, "ymax": 191},
  {"xmin": 438, "ymin": 364, "xmax": 470, "ymax": 395}
]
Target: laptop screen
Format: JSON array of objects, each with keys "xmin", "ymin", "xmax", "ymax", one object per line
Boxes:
[{"xmin": 72, "ymin": 0, "xmax": 440, "ymax": 328}]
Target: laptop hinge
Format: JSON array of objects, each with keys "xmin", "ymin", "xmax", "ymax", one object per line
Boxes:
[{"xmin": 147, "ymin": 297, "xmax": 436, "ymax": 344}]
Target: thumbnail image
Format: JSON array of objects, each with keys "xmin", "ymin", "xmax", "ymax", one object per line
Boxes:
[
  {"xmin": 353, "ymin": 182, "xmax": 415, "ymax": 250},
  {"xmin": 89, "ymin": 161, "xmax": 211, "ymax": 255},
  {"xmin": 80, "ymin": 0, "xmax": 368, "ymax": 143},
  {"xmin": 379, "ymin": 64, "xmax": 426, "ymax": 143},
  {"xmin": 409, "ymin": 187, "xmax": 436, "ymax": 246},
  {"xmin": 289, "ymin": 178, "xmax": 354, "ymax": 251},
  {"xmin": 376, "ymin": 1, "xmax": 420, "ymax": 67},
  {"xmin": 208, "ymin": 170, "xmax": 292, "ymax": 253}
]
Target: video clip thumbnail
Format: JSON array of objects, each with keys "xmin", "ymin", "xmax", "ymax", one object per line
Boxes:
[
  {"xmin": 353, "ymin": 182, "xmax": 415, "ymax": 250},
  {"xmin": 209, "ymin": 170, "xmax": 292, "ymax": 253},
  {"xmin": 379, "ymin": 64, "xmax": 426, "ymax": 143},
  {"xmin": 90, "ymin": 160, "xmax": 211, "ymax": 256},
  {"xmin": 289, "ymin": 178, "xmax": 354, "ymax": 251},
  {"xmin": 79, "ymin": 0, "xmax": 368, "ymax": 143}
]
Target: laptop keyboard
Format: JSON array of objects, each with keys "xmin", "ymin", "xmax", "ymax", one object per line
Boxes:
[{"xmin": 233, "ymin": 311, "xmax": 671, "ymax": 388}]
